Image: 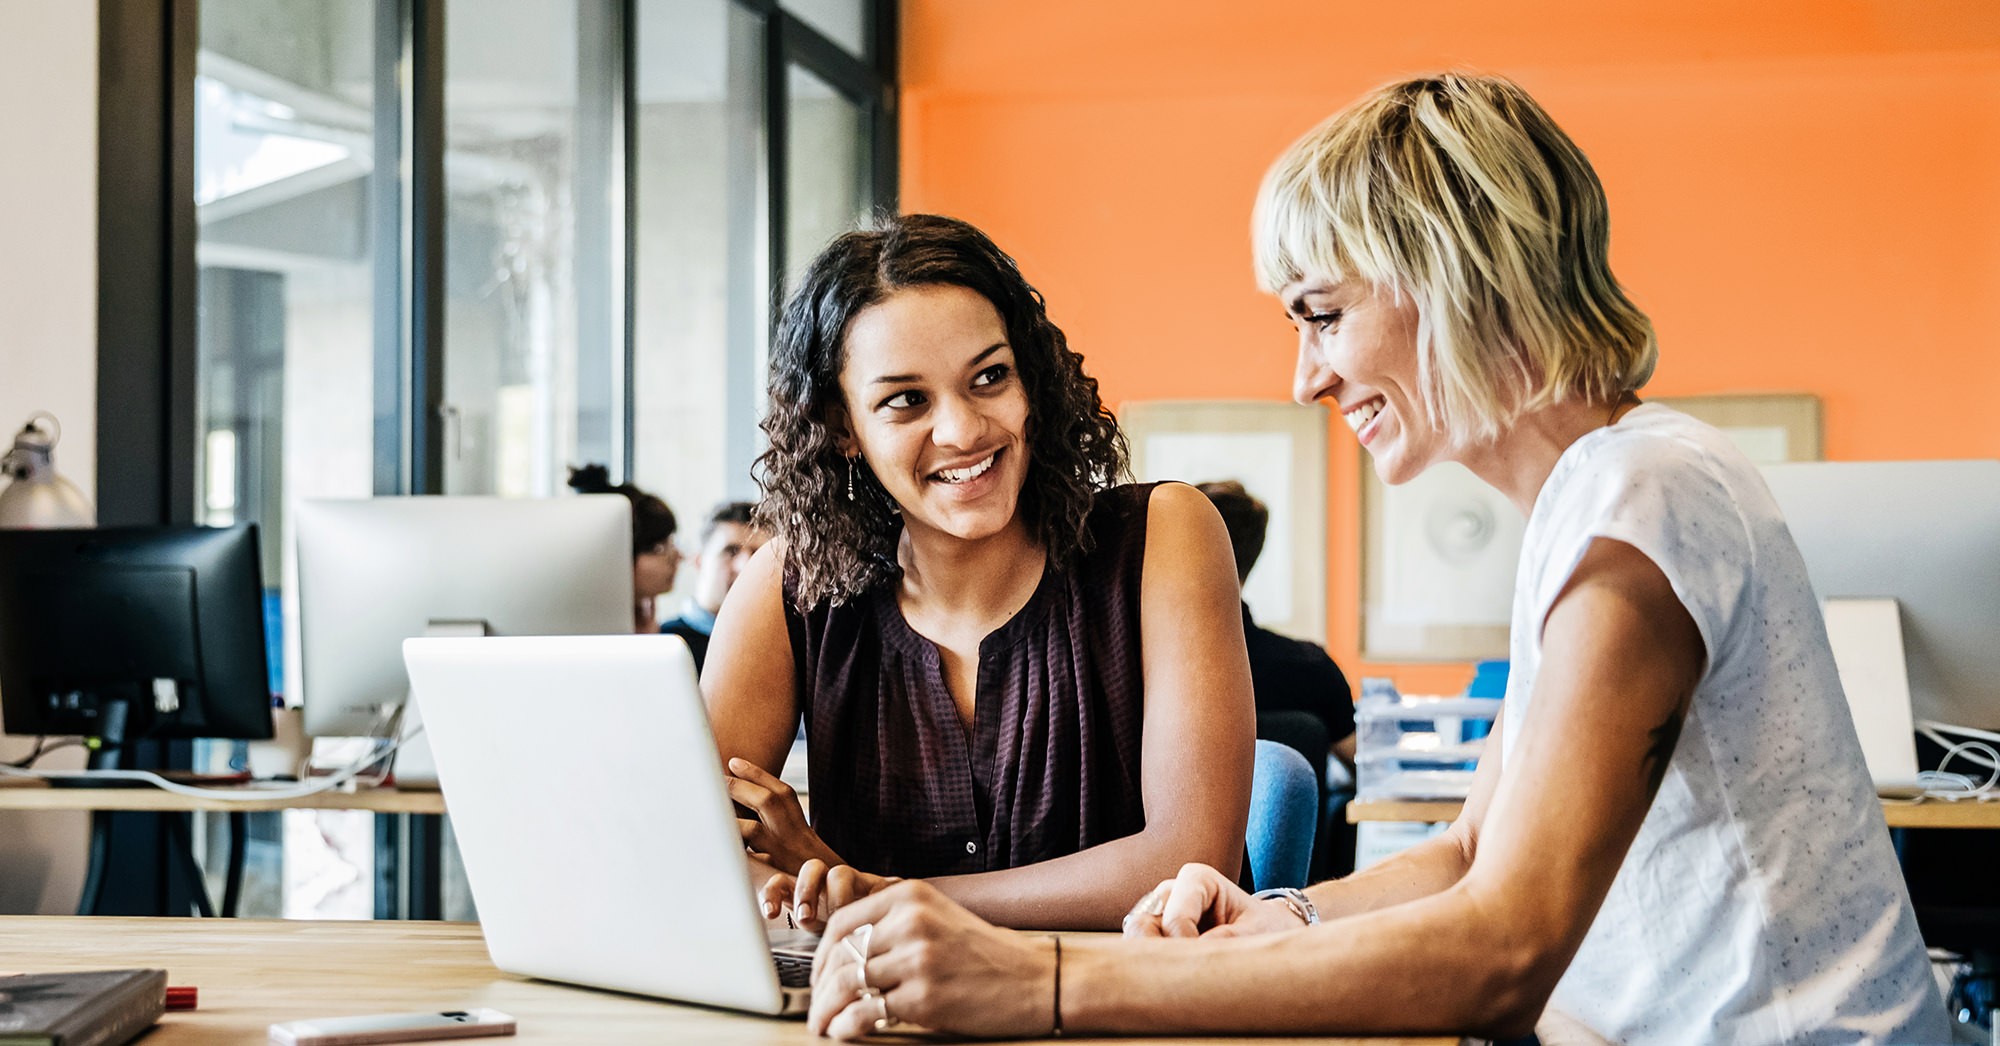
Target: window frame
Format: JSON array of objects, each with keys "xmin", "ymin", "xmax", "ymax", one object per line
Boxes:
[
  {"xmin": 99, "ymin": 0, "xmax": 896, "ymax": 508},
  {"xmin": 95, "ymin": 0, "xmax": 897, "ymax": 920}
]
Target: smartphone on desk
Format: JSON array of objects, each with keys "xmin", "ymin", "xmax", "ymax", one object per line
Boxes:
[{"xmin": 268, "ymin": 1008, "xmax": 515, "ymax": 1045}]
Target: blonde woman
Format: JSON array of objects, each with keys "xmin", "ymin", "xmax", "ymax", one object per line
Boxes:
[{"xmin": 799, "ymin": 74, "xmax": 1948, "ymax": 1043}]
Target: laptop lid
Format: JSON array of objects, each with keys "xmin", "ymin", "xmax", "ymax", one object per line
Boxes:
[
  {"xmin": 1821, "ymin": 597, "xmax": 1923, "ymax": 795},
  {"xmin": 402, "ymin": 634, "xmax": 798, "ymax": 1015}
]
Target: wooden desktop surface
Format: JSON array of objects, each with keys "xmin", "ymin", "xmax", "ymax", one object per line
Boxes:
[
  {"xmin": 1348, "ymin": 797, "xmax": 2000, "ymax": 829},
  {"xmin": 0, "ymin": 778, "xmax": 446, "ymax": 814},
  {"xmin": 3, "ymin": 917, "xmax": 1460, "ymax": 1045}
]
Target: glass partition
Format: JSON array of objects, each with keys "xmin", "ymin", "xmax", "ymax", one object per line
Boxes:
[
  {"xmin": 633, "ymin": 0, "xmax": 768, "ymax": 548},
  {"xmin": 194, "ymin": 0, "xmax": 382, "ymax": 919}
]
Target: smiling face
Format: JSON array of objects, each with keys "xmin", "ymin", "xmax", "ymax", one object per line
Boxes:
[
  {"xmin": 836, "ymin": 283, "xmax": 1032, "ymax": 547},
  {"xmin": 1283, "ymin": 277, "xmax": 1446, "ymax": 485}
]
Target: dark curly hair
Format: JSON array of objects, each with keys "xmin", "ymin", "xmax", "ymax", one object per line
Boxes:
[{"xmin": 755, "ymin": 214, "xmax": 1129, "ymax": 609}]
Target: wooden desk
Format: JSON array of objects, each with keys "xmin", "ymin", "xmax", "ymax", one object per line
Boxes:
[
  {"xmin": 0, "ymin": 779, "xmax": 445, "ymax": 815},
  {"xmin": 1347, "ymin": 797, "xmax": 2000, "ymax": 829},
  {"xmin": 4, "ymin": 917, "xmax": 1459, "ymax": 1045}
]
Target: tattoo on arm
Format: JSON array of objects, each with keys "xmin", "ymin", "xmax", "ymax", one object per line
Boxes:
[{"xmin": 1642, "ymin": 708, "xmax": 1685, "ymax": 796}]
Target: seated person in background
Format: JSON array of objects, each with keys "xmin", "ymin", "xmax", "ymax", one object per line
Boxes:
[
  {"xmin": 567, "ymin": 464, "xmax": 679, "ymax": 633},
  {"xmin": 658, "ymin": 500, "xmax": 769, "ymax": 672},
  {"xmin": 1200, "ymin": 479, "xmax": 1358, "ymax": 878},
  {"xmin": 701, "ymin": 213, "xmax": 1254, "ymax": 932},
  {"xmin": 801, "ymin": 74, "xmax": 1947, "ymax": 1043},
  {"xmin": 1195, "ymin": 480, "xmax": 1355, "ymax": 772}
]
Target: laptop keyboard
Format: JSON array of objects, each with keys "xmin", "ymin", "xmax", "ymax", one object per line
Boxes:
[{"xmin": 773, "ymin": 951, "xmax": 814, "ymax": 988}]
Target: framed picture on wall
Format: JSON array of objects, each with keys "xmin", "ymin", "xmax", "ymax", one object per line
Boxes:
[
  {"xmin": 1656, "ymin": 393, "xmax": 1822, "ymax": 465},
  {"xmin": 1357, "ymin": 391, "xmax": 1823, "ymax": 661},
  {"xmin": 1121, "ymin": 400, "xmax": 1329, "ymax": 642},
  {"xmin": 1360, "ymin": 457, "xmax": 1522, "ymax": 661}
]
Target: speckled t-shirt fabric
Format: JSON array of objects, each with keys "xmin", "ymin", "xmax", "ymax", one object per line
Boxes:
[
  {"xmin": 781, "ymin": 483, "xmax": 1156, "ymax": 880},
  {"xmin": 1504, "ymin": 404, "xmax": 1948, "ymax": 1043}
]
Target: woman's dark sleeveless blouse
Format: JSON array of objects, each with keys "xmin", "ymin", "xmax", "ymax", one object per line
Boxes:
[{"xmin": 782, "ymin": 482, "xmax": 1158, "ymax": 879}]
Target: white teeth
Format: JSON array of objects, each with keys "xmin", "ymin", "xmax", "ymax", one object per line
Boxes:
[
  {"xmin": 936, "ymin": 453, "xmax": 997, "ymax": 484},
  {"xmin": 1344, "ymin": 400, "xmax": 1382, "ymax": 433}
]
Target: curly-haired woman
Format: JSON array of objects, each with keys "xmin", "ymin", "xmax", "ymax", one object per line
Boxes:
[{"xmin": 700, "ymin": 214, "xmax": 1255, "ymax": 933}]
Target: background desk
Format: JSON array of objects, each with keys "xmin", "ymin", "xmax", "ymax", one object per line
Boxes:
[
  {"xmin": 0, "ymin": 782, "xmax": 447, "ymax": 918},
  {"xmin": 1348, "ymin": 797, "xmax": 2000, "ymax": 829},
  {"xmin": 0, "ymin": 780, "xmax": 444, "ymax": 815},
  {"xmin": 3, "ymin": 916, "xmax": 1462, "ymax": 1045}
]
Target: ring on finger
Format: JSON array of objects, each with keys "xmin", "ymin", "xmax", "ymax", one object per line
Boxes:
[
  {"xmin": 1125, "ymin": 884, "xmax": 1170, "ymax": 923},
  {"xmin": 841, "ymin": 923, "xmax": 875, "ymax": 989},
  {"xmin": 873, "ymin": 990, "xmax": 893, "ymax": 1032}
]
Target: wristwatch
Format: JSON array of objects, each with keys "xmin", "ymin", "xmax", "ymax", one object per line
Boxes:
[{"xmin": 1251, "ymin": 886, "xmax": 1320, "ymax": 926}]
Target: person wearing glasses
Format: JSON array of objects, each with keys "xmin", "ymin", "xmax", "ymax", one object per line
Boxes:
[
  {"xmin": 567, "ymin": 463, "xmax": 680, "ymax": 634},
  {"xmin": 797, "ymin": 74, "xmax": 1947, "ymax": 1044}
]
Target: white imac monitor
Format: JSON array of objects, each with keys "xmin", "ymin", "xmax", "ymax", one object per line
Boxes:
[
  {"xmin": 1761, "ymin": 460, "xmax": 2000, "ymax": 731},
  {"xmin": 296, "ymin": 496, "xmax": 633, "ymax": 737}
]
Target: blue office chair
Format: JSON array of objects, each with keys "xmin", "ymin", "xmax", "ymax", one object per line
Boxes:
[{"xmin": 1247, "ymin": 739, "xmax": 1319, "ymax": 891}]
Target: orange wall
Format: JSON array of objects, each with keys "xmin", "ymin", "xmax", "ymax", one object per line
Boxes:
[{"xmin": 900, "ymin": 2, "xmax": 2000, "ymax": 694}]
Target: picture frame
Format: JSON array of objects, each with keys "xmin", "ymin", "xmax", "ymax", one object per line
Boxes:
[
  {"xmin": 1120, "ymin": 400, "xmax": 1329, "ymax": 642},
  {"xmin": 1359, "ymin": 458, "xmax": 1521, "ymax": 661},
  {"xmin": 1656, "ymin": 393, "xmax": 1822, "ymax": 464}
]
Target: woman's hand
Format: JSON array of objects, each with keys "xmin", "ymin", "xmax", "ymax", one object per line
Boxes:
[
  {"xmin": 1121, "ymin": 863, "xmax": 1305, "ymax": 939},
  {"xmin": 809, "ymin": 880, "xmax": 1057, "ymax": 1041},
  {"xmin": 724, "ymin": 757, "xmax": 841, "ymax": 873},
  {"xmin": 759, "ymin": 859, "xmax": 898, "ymax": 933}
]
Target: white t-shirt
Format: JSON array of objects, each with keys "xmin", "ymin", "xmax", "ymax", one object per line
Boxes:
[{"xmin": 1503, "ymin": 404, "xmax": 1948, "ymax": 1044}]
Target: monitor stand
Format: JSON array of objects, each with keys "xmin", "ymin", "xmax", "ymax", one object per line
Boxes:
[
  {"xmin": 382, "ymin": 619, "xmax": 489, "ymax": 790},
  {"xmin": 68, "ymin": 701, "xmax": 216, "ymax": 916}
]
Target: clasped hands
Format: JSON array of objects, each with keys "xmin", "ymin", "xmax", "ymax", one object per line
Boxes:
[{"xmin": 1118, "ymin": 862, "xmax": 1315, "ymax": 939}]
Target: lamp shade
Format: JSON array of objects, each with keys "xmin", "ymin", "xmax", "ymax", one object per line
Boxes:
[{"xmin": 0, "ymin": 412, "xmax": 94, "ymax": 529}]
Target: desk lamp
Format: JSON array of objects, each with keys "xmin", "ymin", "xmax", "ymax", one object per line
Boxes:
[{"xmin": 0, "ymin": 412, "xmax": 94, "ymax": 528}]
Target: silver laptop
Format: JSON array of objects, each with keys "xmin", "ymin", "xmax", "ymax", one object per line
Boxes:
[{"xmin": 402, "ymin": 634, "xmax": 816, "ymax": 1016}]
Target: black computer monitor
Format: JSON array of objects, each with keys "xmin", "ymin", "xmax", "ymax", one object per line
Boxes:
[{"xmin": 0, "ymin": 525, "xmax": 274, "ymax": 745}]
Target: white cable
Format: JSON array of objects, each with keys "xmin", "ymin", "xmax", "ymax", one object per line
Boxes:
[
  {"xmin": 1917, "ymin": 722, "xmax": 2000, "ymax": 773},
  {"xmin": 0, "ymin": 727, "xmax": 424, "ymax": 802},
  {"xmin": 1916, "ymin": 719, "xmax": 2000, "ymax": 746},
  {"xmin": 1910, "ymin": 720, "xmax": 2000, "ymax": 801}
]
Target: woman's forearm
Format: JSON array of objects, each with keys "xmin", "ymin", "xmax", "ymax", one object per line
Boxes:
[
  {"xmin": 1305, "ymin": 827, "xmax": 1475, "ymax": 920},
  {"xmin": 927, "ymin": 826, "xmax": 1242, "ymax": 930},
  {"xmin": 1063, "ymin": 882, "xmax": 1549, "ymax": 1038}
]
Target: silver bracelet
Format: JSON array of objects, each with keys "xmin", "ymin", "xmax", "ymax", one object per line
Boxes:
[{"xmin": 1251, "ymin": 886, "xmax": 1320, "ymax": 926}]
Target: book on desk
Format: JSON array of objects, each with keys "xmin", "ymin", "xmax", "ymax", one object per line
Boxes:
[{"xmin": 0, "ymin": 968, "xmax": 165, "ymax": 1046}]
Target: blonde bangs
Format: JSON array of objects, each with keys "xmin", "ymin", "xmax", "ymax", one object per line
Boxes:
[{"xmin": 1253, "ymin": 108, "xmax": 1397, "ymax": 297}]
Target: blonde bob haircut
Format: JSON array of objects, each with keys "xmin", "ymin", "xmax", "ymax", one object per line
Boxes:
[{"xmin": 1253, "ymin": 73, "xmax": 1656, "ymax": 442}]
